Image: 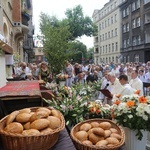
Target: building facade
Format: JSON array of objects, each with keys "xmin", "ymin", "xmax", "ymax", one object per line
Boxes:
[
  {"xmin": 93, "ymin": 0, "xmax": 125, "ymax": 65},
  {"xmin": 0, "ymin": 0, "xmax": 34, "ymax": 87},
  {"xmin": 120, "ymin": 0, "xmax": 150, "ymax": 63}
]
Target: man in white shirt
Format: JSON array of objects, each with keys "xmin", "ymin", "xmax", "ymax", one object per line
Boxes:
[
  {"xmin": 107, "ymin": 72, "xmax": 123, "ymax": 96},
  {"xmin": 129, "ymin": 70, "xmax": 143, "ymax": 96},
  {"xmin": 106, "ymin": 72, "xmax": 123, "ymax": 105},
  {"xmin": 119, "ymin": 75, "xmax": 134, "ymax": 97}
]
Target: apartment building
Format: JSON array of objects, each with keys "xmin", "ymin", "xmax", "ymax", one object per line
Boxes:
[
  {"xmin": 93, "ymin": 0, "xmax": 125, "ymax": 64},
  {"xmin": 0, "ymin": 0, "xmax": 34, "ymax": 87},
  {"xmin": 120, "ymin": 0, "xmax": 150, "ymax": 63}
]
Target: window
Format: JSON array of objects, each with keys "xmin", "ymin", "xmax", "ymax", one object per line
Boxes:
[
  {"xmin": 123, "ymin": 40, "xmax": 126, "ymax": 48},
  {"xmin": 105, "ymin": 33, "xmax": 107, "ymax": 40},
  {"xmin": 126, "ymin": 7, "xmax": 129, "ymax": 15},
  {"xmin": 137, "ymin": 35, "xmax": 141, "ymax": 45},
  {"xmin": 108, "ymin": 31, "xmax": 110, "ymax": 38},
  {"xmin": 123, "ymin": 24, "xmax": 126, "ymax": 33},
  {"xmin": 103, "ymin": 46, "xmax": 105, "ymax": 53},
  {"xmin": 123, "ymin": 10, "xmax": 126, "ymax": 17},
  {"xmin": 144, "ymin": 0, "xmax": 150, "ymax": 4},
  {"xmin": 109, "ymin": 57, "xmax": 111, "ymax": 63},
  {"xmin": 132, "ymin": 2, "xmax": 136, "ymax": 11},
  {"xmin": 132, "ymin": 19, "xmax": 136, "ymax": 28},
  {"xmin": 102, "ymin": 22, "xmax": 104, "ymax": 29},
  {"xmin": 112, "ymin": 43, "xmax": 114, "ymax": 52},
  {"xmin": 133, "ymin": 37, "xmax": 136, "ymax": 46},
  {"xmin": 126, "ymin": 23, "xmax": 129, "ymax": 31},
  {"xmin": 111, "ymin": 16, "xmax": 113, "ymax": 24},
  {"xmin": 116, "ymin": 42, "xmax": 118, "ymax": 51},
  {"xmin": 114, "ymin": 1, "xmax": 117, "ymax": 7},
  {"xmin": 105, "ymin": 20, "xmax": 107, "ymax": 27},
  {"xmin": 111, "ymin": 4, "xmax": 113, "ymax": 10},
  {"xmin": 100, "ymin": 47, "xmax": 102, "ymax": 53},
  {"xmin": 106, "ymin": 45, "xmax": 107, "ymax": 53},
  {"xmin": 112, "ymin": 56, "xmax": 114, "ymax": 62},
  {"xmin": 127, "ymin": 38, "xmax": 130, "ymax": 46},
  {"xmin": 115, "ymin": 14, "xmax": 117, "ymax": 22},
  {"xmin": 108, "ymin": 18, "xmax": 110, "ymax": 26},
  {"xmin": 99, "ymin": 23, "xmax": 101, "ymax": 30},
  {"xmin": 100, "ymin": 35, "xmax": 101, "ymax": 41},
  {"xmin": 103, "ymin": 34, "xmax": 104, "ymax": 40},
  {"xmin": 134, "ymin": 54, "xmax": 139, "ymax": 62},
  {"xmin": 137, "ymin": 0, "xmax": 140, "ymax": 8},
  {"xmin": 137, "ymin": 17, "xmax": 141, "ymax": 27},
  {"xmin": 109, "ymin": 44, "xmax": 111, "ymax": 52},
  {"xmin": 111, "ymin": 30, "xmax": 113, "ymax": 37},
  {"xmin": 115, "ymin": 28, "xmax": 117, "ymax": 36}
]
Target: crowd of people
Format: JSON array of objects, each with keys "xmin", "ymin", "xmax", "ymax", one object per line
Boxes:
[{"xmin": 12, "ymin": 60, "xmax": 150, "ymax": 105}]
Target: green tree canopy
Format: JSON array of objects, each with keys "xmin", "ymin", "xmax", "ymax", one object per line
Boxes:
[
  {"xmin": 65, "ymin": 5, "xmax": 97, "ymax": 40},
  {"xmin": 39, "ymin": 13, "xmax": 72, "ymax": 74}
]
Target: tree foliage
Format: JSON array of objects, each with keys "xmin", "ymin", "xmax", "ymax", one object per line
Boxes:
[
  {"xmin": 39, "ymin": 5, "xmax": 95, "ymax": 73},
  {"xmin": 69, "ymin": 41, "xmax": 87, "ymax": 63},
  {"xmin": 39, "ymin": 13, "xmax": 72, "ymax": 74},
  {"xmin": 65, "ymin": 5, "xmax": 97, "ymax": 40}
]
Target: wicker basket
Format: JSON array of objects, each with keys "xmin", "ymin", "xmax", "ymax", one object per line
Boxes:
[
  {"xmin": 0, "ymin": 107, "xmax": 65, "ymax": 150},
  {"xmin": 70, "ymin": 119, "xmax": 125, "ymax": 150}
]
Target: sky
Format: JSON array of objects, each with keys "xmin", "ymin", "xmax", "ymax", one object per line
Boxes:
[{"xmin": 32, "ymin": 0, "xmax": 109, "ymax": 49}]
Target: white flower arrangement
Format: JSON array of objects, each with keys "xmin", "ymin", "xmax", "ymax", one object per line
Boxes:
[{"xmin": 111, "ymin": 94, "xmax": 150, "ymax": 140}]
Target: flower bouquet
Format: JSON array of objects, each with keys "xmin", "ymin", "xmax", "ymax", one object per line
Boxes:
[
  {"xmin": 88, "ymin": 100, "xmax": 111, "ymax": 119},
  {"xmin": 56, "ymin": 73, "xmax": 68, "ymax": 82},
  {"xmin": 111, "ymin": 94, "xmax": 150, "ymax": 140},
  {"xmin": 44, "ymin": 86, "xmax": 90, "ymax": 129}
]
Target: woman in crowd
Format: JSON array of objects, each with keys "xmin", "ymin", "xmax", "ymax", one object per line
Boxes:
[
  {"xmin": 65, "ymin": 61, "xmax": 74, "ymax": 87},
  {"xmin": 38, "ymin": 61, "xmax": 52, "ymax": 83}
]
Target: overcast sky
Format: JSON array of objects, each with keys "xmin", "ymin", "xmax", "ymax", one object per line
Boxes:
[{"xmin": 32, "ymin": 0, "xmax": 109, "ymax": 49}]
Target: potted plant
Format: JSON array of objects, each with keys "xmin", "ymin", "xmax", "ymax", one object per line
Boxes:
[{"xmin": 111, "ymin": 94, "xmax": 150, "ymax": 150}]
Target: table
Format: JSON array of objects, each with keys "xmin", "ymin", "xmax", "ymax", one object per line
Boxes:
[{"xmin": 0, "ymin": 81, "xmax": 42, "ymax": 118}]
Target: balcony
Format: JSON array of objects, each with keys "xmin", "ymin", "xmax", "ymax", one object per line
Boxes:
[{"xmin": 22, "ymin": 11, "xmax": 30, "ymax": 26}]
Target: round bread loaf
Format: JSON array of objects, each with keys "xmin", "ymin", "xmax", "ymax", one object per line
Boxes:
[
  {"xmin": 4, "ymin": 122, "xmax": 23, "ymax": 133},
  {"xmin": 19, "ymin": 108, "xmax": 31, "ymax": 114},
  {"xmin": 92, "ymin": 127, "xmax": 105, "ymax": 137},
  {"xmin": 22, "ymin": 129, "xmax": 40, "ymax": 136},
  {"xmin": 47, "ymin": 116, "xmax": 61, "ymax": 129},
  {"xmin": 80, "ymin": 123, "xmax": 92, "ymax": 132},
  {"xmin": 99, "ymin": 122, "xmax": 111, "ymax": 130},
  {"xmin": 40, "ymin": 128, "xmax": 54, "ymax": 134},
  {"xmin": 75, "ymin": 131, "xmax": 88, "ymax": 142},
  {"xmin": 89, "ymin": 132, "xmax": 104, "ymax": 144},
  {"xmin": 96, "ymin": 140, "xmax": 108, "ymax": 146},
  {"xmin": 6, "ymin": 111, "xmax": 20, "ymax": 125},
  {"xmin": 51, "ymin": 110, "xmax": 61, "ymax": 119},
  {"xmin": 30, "ymin": 111, "xmax": 49, "ymax": 122},
  {"xmin": 16, "ymin": 113, "xmax": 32, "ymax": 123},
  {"xmin": 36, "ymin": 107, "xmax": 51, "ymax": 115},
  {"xmin": 30, "ymin": 119, "xmax": 49, "ymax": 130}
]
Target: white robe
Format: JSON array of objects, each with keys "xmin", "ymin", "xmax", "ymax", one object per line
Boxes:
[
  {"xmin": 120, "ymin": 84, "xmax": 134, "ymax": 97},
  {"xmin": 129, "ymin": 77, "xmax": 143, "ymax": 96}
]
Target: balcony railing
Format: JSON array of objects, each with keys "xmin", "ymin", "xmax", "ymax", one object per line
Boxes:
[{"xmin": 22, "ymin": 11, "xmax": 30, "ymax": 26}]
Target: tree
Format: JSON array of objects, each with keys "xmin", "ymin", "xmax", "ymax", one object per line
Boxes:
[
  {"xmin": 39, "ymin": 13, "xmax": 72, "ymax": 74},
  {"xmin": 69, "ymin": 41, "xmax": 87, "ymax": 64},
  {"xmin": 65, "ymin": 5, "xmax": 97, "ymax": 40},
  {"xmin": 87, "ymin": 47, "xmax": 94, "ymax": 63}
]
